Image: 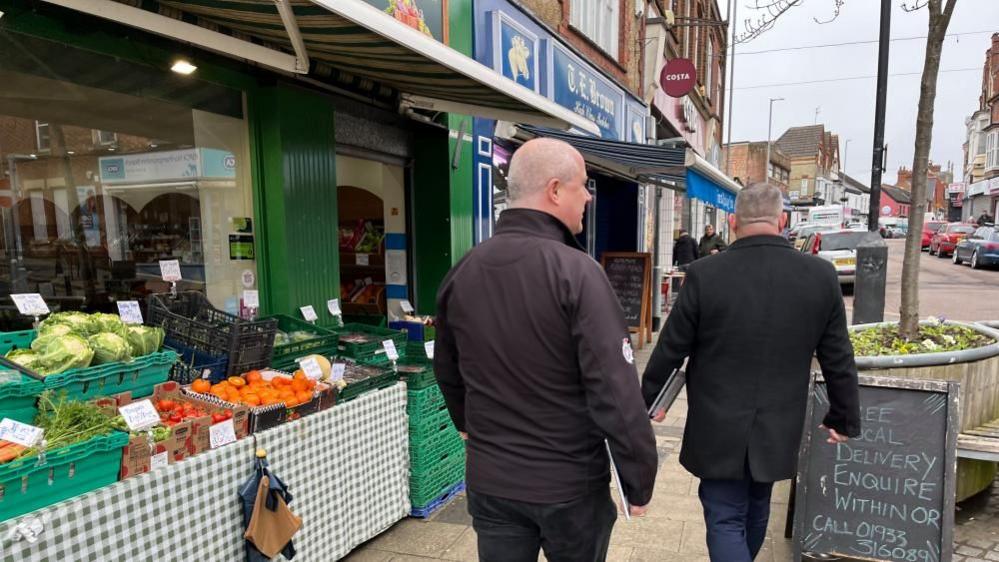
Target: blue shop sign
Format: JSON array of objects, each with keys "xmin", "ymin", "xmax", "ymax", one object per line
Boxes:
[
  {"xmin": 549, "ymin": 43, "xmax": 623, "ymax": 139},
  {"xmin": 495, "ymin": 13, "xmax": 539, "ymax": 92},
  {"xmin": 686, "ymin": 169, "xmax": 736, "ymax": 213}
]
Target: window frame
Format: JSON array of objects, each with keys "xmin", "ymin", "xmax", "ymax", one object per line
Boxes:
[
  {"xmin": 569, "ymin": 0, "xmax": 621, "ymax": 60},
  {"xmin": 35, "ymin": 121, "xmax": 51, "ymax": 152},
  {"xmin": 94, "ymin": 129, "xmax": 118, "ymax": 146}
]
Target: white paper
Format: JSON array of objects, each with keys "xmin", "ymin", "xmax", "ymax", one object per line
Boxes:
[
  {"xmin": 299, "ymin": 357, "xmax": 323, "ymax": 380},
  {"xmin": 0, "ymin": 418, "xmax": 44, "ymax": 447},
  {"xmin": 424, "ymin": 340, "xmax": 435, "ymax": 360},
  {"xmin": 400, "ymin": 300, "xmax": 415, "ymax": 314},
  {"xmin": 243, "ymin": 290, "xmax": 259, "ymax": 309},
  {"xmin": 10, "ymin": 293, "xmax": 49, "ymax": 316},
  {"xmin": 299, "ymin": 305, "xmax": 318, "ymax": 322},
  {"xmin": 150, "ymin": 451, "xmax": 169, "ymax": 471},
  {"xmin": 330, "ymin": 363, "xmax": 345, "ymax": 382},
  {"xmin": 116, "ymin": 300, "xmax": 143, "ymax": 324},
  {"xmin": 327, "ymin": 298, "xmax": 342, "ymax": 316},
  {"xmin": 209, "ymin": 418, "xmax": 237, "ymax": 449},
  {"xmin": 356, "ymin": 253, "xmax": 370, "ymax": 266},
  {"xmin": 382, "ymin": 339, "xmax": 399, "ymax": 361},
  {"xmin": 118, "ymin": 400, "xmax": 160, "ymax": 431},
  {"xmin": 159, "ymin": 259, "xmax": 182, "ymax": 282},
  {"xmin": 385, "ymin": 249, "xmax": 407, "ymax": 286}
]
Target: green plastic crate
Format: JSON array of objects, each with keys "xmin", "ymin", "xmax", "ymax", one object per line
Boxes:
[
  {"xmin": 0, "ymin": 373, "xmax": 44, "ymax": 424},
  {"xmin": 406, "ymin": 384, "xmax": 448, "ymax": 420},
  {"xmin": 338, "ymin": 370, "xmax": 400, "ymax": 403},
  {"xmin": 368, "ymin": 353, "xmax": 436, "ymax": 389},
  {"xmin": 267, "ymin": 314, "xmax": 339, "ymax": 371},
  {"xmin": 408, "ymin": 406, "xmax": 459, "ymax": 442},
  {"xmin": 410, "ymin": 453, "xmax": 465, "ymax": 508},
  {"xmin": 40, "ymin": 351, "xmax": 178, "ymax": 401},
  {"xmin": 334, "ymin": 323, "xmax": 407, "ymax": 361},
  {"xmin": 0, "ymin": 330, "xmax": 35, "ymax": 355},
  {"xmin": 410, "ymin": 429, "xmax": 465, "ymax": 472},
  {"xmin": 0, "ymin": 431, "xmax": 128, "ymax": 522}
]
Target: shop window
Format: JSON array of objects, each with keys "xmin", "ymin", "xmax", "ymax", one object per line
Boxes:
[
  {"xmin": 705, "ymin": 40, "xmax": 714, "ymax": 101},
  {"xmin": 987, "ymin": 131, "xmax": 999, "ymax": 171},
  {"xmin": 570, "ymin": 0, "xmax": 620, "ymax": 59},
  {"xmin": 1, "ymin": 32, "xmax": 251, "ymax": 330},
  {"xmin": 35, "ymin": 121, "xmax": 50, "ymax": 152}
]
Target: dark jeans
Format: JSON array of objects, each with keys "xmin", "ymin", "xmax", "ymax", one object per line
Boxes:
[
  {"xmin": 467, "ymin": 488, "xmax": 617, "ymax": 562},
  {"xmin": 697, "ymin": 463, "xmax": 775, "ymax": 562}
]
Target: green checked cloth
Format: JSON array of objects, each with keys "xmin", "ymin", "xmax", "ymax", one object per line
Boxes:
[{"xmin": 0, "ymin": 383, "xmax": 410, "ymax": 561}]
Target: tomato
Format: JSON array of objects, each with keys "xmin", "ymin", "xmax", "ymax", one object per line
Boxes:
[
  {"xmin": 157, "ymin": 400, "xmax": 175, "ymax": 412},
  {"xmin": 224, "ymin": 409, "xmax": 234, "ymax": 420},
  {"xmin": 169, "ymin": 413, "xmax": 182, "ymax": 423},
  {"xmin": 211, "ymin": 413, "xmax": 225, "ymax": 424}
]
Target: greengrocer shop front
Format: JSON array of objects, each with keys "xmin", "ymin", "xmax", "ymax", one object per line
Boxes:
[{"xmin": 0, "ymin": 1, "xmax": 593, "ymax": 558}]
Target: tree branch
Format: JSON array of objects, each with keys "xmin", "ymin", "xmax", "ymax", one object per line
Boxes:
[
  {"xmin": 814, "ymin": 0, "xmax": 845, "ymax": 24},
  {"xmin": 735, "ymin": 0, "xmax": 805, "ymax": 44}
]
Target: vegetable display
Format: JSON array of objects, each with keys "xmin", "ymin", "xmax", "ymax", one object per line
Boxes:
[
  {"xmin": 153, "ymin": 399, "xmax": 231, "ymax": 426},
  {"xmin": 0, "ymin": 391, "xmax": 123, "ymax": 465},
  {"xmin": 88, "ymin": 332, "xmax": 131, "ymax": 365},
  {"xmin": 273, "ymin": 330, "xmax": 316, "ymax": 346},
  {"xmin": 198, "ymin": 370, "xmax": 317, "ymax": 408}
]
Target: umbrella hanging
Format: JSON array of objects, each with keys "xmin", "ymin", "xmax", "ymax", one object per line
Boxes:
[{"xmin": 239, "ymin": 448, "xmax": 301, "ymax": 561}]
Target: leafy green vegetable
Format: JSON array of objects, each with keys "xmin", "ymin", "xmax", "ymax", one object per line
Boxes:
[
  {"xmin": 125, "ymin": 325, "xmax": 164, "ymax": 357},
  {"xmin": 29, "ymin": 391, "xmax": 119, "ymax": 451},
  {"xmin": 37, "ymin": 322, "xmax": 74, "ymax": 338},
  {"xmin": 88, "ymin": 332, "xmax": 132, "ymax": 365},
  {"xmin": 40, "ymin": 311, "xmax": 97, "ymax": 336},
  {"xmin": 4, "ymin": 349, "xmax": 43, "ymax": 372},
  {"xmin": 851, "ymin": 323, "xmax": 995, "ymax": 357},
  {"xmin": 91, "ymin": 313, "xmax": 128, "ymax": 338},
  {"xmin": 36, "ymin": 334, "xmax": 94, "ymax": 375}
]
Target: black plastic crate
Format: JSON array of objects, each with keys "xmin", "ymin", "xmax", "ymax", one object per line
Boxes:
[
  {"xmin": 147, "ymin": 291, "xmax": 277, "ymax": 377},
  {"xmin": 164, "ymin": 338, "xmax": 229, "ymax": 384}
]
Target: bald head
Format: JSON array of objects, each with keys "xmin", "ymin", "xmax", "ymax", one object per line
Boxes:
[
  {"xmin": 507, "ymin": 138, "xmax": 585, "ymax": 204},
  {"xmin": 735, "ymin": 183, "xmax": 784, "ymax": 228}
]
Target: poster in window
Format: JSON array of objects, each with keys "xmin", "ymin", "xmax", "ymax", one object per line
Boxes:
[
  {"xmin": 363, "ymin": 0, "xmax": 448, "ymax": 43},
  {"xmin": 228, "ymin": 234, "xmax": 255, "ymax": 260},
  {"xmin": 76, "ymin": 185, "xmax": 101, "ymax": 248}
]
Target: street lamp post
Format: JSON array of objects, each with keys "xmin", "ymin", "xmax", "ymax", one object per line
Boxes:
[{"xmin": 766, "ymin": 97, "xmax": 784, "ymax": 184}]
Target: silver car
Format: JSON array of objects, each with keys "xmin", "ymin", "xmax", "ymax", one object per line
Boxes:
[{"xmin": 800, "ymin": 229, "xmax": 868, "ymax": 286}]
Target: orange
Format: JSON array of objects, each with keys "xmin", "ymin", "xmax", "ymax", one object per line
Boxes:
[
  {"xmin": 227, "ymin": 376, "xmax": 246, "ymax": 388},
  {"xmin": 291, "ymin": 379, "xmax": 308, "ymax": 392},
  {"xmin": 191, "ymin": 379, "xmax": 211, "ymax": 394},
  {"xmin": 245, "ymin": 370, "xmax": 263, "ymax": 384},
  {"xmin": 295, "ymin": 391, "xmax": 312, "ymax": 404},
  {"xmin": 211, "ymin": 389, "xmax": 227, "ymax": 400},
  {"xmin": 243, "ymin": 394, "xmax": 261, "ymax": 407},
  {"xmin": 293, "ymin": 370, "xmax": 307, "ymax": 382}
]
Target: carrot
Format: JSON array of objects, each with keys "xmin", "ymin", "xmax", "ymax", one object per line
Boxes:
[
  {"xmin": 0, "ymin": 444, "xmax": 26, "ymax": 463},
  {"xmin": 0, "ymin": 440, "xmax": 12, "ymax": 450}
]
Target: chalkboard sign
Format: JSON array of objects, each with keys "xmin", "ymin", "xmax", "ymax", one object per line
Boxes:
[
  {"xmin": 601, "ymin": 253, "xmax": 652, "ymax": 347},
  {"xmin": 793, "ymin": 374, "xmax": 959, "ymax": 562}
]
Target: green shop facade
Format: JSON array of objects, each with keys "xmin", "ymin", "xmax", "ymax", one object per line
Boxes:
[{"xmin": 0, "ymin": 0, "xmax": 592, "ymax": 330}]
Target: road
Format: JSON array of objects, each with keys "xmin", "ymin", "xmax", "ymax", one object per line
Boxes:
[{"xmin": 844, "ymin": 239, "xmax": 999, "ymax": 323}]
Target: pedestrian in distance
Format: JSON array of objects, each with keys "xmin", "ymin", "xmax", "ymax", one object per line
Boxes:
[
  {"xmin": 978, "ymin": 210, "xmax": 994, "ymax": 226},
  {"xmin": 673, "ymin": 228, "xmax": 699, "ymax": 270},
  {"xmin": 698, "ymin": 224, "xmax": 727, "ymax": 258},
  {"xmin": 642, "ymin": 183, "xmax": 861, "ymax": 562},
  {"xmin": 433, "ymin": 138, "xmax": 659, "ymax": 562}
]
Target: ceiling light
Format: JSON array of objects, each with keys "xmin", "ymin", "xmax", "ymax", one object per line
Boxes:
[
  {"xmin": 108, "ymin": 147, "xmax": 116, "ymax": 152},
  {"xmin": 67, "ymin": 151, "xmax": 75, "ymax": 155},
  {"xmin": 171, "ymin": 60, "xmax": 197, "ymax": 75}
]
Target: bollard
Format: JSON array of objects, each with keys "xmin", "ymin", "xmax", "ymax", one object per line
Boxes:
[{"xmin": 852, "ymin": 232, "xmax": 888, "ymax": 325}]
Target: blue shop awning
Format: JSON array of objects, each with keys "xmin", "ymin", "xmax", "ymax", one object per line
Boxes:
[{"xmin": 683, "ymin": 151, "xmax": 740, "ymax": 213}]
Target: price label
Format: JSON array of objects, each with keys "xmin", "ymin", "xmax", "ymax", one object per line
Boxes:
[
  {"xmin": 116, "ymin": 300, "xmax": 143, "ymax": 324},
  {"xmin": 118, "ymin": 400, "xmax": 160, "ymax": 431},
  {"xmin": 150, "ymin": 451, "xmax": 169, "ymax": 471},
  {"xmin": 330, "ymin": 363, "xmax": 346, "ymax": 382},
  {"xmin": 327, "ymin": 298, "xmax": 342, "ymax": 316},
  {"xmin": 300, "ymin": 305, "xmax": 318, "ymax": 323},
  {"xmin": 299, "ymin": 357, "xmax": 323, "ymax": 380},
  {"xmin": 382, "ymin": 339, "xmax": 399, "ymax": 361},
  {"xmin": 424, "ymin": 340, "xmax": 435, "ymax": 360},
  {"xmin": 10, "ymin": 293, "xmax": 49, "ymax": 316},
  {"xmin": 400, "ymin": 300, "xmax": 415, "ymax": 314},
  {"xmin": 209, "ymin": 418, "xmax": 237, "ymax": 449},
  {"xmin": 159, "ymin": 260, "xmax": 182, "ymax": 282},
  {"xmin": 356, "ymin": 253, "xmax": 370, "ymax": 266},
  {"xmin": 243, "ymin": 290, "xmax": 259, "ymax": 309},
  {"xmin": 0, "ymin": 418, "xmax": 43, "ymax": 447}
]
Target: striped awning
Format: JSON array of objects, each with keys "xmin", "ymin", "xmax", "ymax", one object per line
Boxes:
[{"xmin": 46, "ymin": 0, "xmax": 598, "ymax": 134}]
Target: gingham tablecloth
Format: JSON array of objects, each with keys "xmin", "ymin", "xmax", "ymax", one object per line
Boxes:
[{"xmin": 0, "ymin": 383, "xmax": 410, "ymax": 561}]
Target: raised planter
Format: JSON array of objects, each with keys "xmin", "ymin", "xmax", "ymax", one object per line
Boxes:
[{"xmin": 850, "ymin": 320, "xmax": 999, "ymax": 501}]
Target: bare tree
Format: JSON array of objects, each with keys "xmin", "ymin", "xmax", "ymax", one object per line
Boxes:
[{"xmin": 899, "ymin": 0, "xmax": 958, "ymax": 339}]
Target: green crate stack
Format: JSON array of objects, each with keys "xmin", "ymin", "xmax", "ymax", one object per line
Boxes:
[
  {"xmin": 407, "ymin": 384, "xmax": 465, "ymax": 509},
  {"xmin": 0, "ymin": 330, "xmax": 45, "ymax": 424},
  {"xmin": 334, "ymin": 323, "xmax": 408, "ymax": 362},
  {"xmin": 266, "ymin": 314, "xmax": 339, "ymax": 371}
]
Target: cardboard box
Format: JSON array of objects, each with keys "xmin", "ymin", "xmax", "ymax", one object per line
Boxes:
[
  {"xmin": 94, "ymin": 391, "xmax": 193, "ymax": 480},
  {"xmin": 152, "ymin": 381, "xmax": 249, "ymax": 454}
]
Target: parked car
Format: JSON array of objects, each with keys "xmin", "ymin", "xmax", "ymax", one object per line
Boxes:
[
  {"xmin": 883, "ymin": 225, "xmax": 907, "ymax": 239},
  {"xmin": 800, "ymin": 229, "xmax": 867, "ymax": 285},
  {"xmin": 921, "ymin": 221, "xmax": 946, "ymax": 249},
  {"xmin": 792, "ymin": 224, "xmax": 838, "ymax": 250},
  {"xmin": 929, "ymin": 222, "xmax": 976, "ymax": 257},
  {"xmin": 846, "ymin": 223, "xmax": 867, "ymax": 231},
  {"xmin": 953, "ymin": 226, "xmax": 999, "ymax": 269}
]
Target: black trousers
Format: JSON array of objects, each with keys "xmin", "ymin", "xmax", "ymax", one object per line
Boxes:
[{"xmin": 467, "ymin": 488, "xmax": 617, "ymax": 562}]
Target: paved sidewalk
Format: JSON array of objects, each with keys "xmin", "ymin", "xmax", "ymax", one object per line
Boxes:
[{"xmin": 343, "ymin": 340, "xmax": 998, "ymax": 562}]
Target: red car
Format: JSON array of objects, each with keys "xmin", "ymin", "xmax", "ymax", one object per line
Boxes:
[
  {"xmin": 929, "ymin": 222, "xmax": 977, "ymax": 257},
  {"xmin": 921, "ymin": 221, "xmax": 946, "ymax": 249}
]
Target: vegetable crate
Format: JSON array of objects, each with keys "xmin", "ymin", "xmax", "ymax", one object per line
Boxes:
[
  {"xmin": 410, "ymin": 426, "xmax": 465, "ymax": 473},
  {"xmin": 94, "ymin": 392, "xmax": 195, "ymax": 479},
  {"xmin": 389, "ymin": 321, "xmax": 436, "ymax": 342},
  {"xmin": 410, "ymin": 451, "xmax": 466, "ymax": 508},
  {"xmin": 0, "ymin": 329, "xmax": 35, "ymax": 355},
  {"xmin": 147, "ymin": 291, "xmax": 277, "ymax": 376},
  {"xmin": 0, "ymin": 431, "xmax": 128, "ymax": 523},
  {"xmin": 267, "ymin": 314, "xmax": 339, "ymax": 372},
  {"xmin": 365, "ymin": 353, "xmax": 435, "ymax": 390},
  {"xmin": 164, "ymin": 338, "xmax": 229, "ymax": 384},
  {"xmin": 408, "ymin": 405, "xmax": 458, "ymax": 443},
  {"xmin": 0, "ymin": 372, "xmax": 44, "ymax": 425},
  {"xmin": 336, "ymin": 362, "xmax": 399, "ymax": 403},
  {"xmin": 410, "ymin": 481, "xmax": 465, "ymax": 519},
  {"xmin": 1, "ymin": 351, "xmax": 178, "ymax": 401},
  {"xmin": 153, "ymin": 381, "xmax": 249, "ymax": 453},
  {"xmin": 334, "ymin": 323, "xmax": 407, "ymax": 361}
]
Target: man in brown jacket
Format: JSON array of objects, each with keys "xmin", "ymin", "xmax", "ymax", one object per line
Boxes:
[{"xmin": 434, "ymin": 138, "xmax": 658, "ymax": 562}]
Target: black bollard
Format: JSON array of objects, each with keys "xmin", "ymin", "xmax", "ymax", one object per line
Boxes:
[{"xmin": 852, "ymin": 232, "xmax": 888, "ymax": 325}]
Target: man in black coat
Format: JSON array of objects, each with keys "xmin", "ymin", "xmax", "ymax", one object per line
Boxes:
[
  {"xmin": 698, "ymin": 224, "xmax": 727, "ymax": 257},
  {"xmin": 673, "ymin": 229, "xmax": 699, "ymax": 269},
  {"xmin": 642, "ymin": 183, "xmax": 860, "ymax": 562}
]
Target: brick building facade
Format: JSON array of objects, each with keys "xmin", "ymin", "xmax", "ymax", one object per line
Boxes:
[
  {"xmin": 721, "ymin": 141, "xmax": 790, "ymax": 191},
  {"xmin": 775, "ymin": 124, "xmax": 841, "ymax": 205}
]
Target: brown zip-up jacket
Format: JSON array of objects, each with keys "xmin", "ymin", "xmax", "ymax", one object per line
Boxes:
[{"xmin": 434, "ymin": 209, "xmax": 658, "ymax": 506}]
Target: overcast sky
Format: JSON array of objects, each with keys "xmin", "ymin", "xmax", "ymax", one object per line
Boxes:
[{"xmin": 717, "ymin": 0, "xmax": 999, "ymax": 186}]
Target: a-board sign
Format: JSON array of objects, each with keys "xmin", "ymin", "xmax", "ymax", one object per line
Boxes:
[
  {"xmin": 793, "ymin": 374, "xmax": 958, "ymax": 562},
  {"xmin": 601, "ymin": 252, "xmax": 652, "ymax": 347}
]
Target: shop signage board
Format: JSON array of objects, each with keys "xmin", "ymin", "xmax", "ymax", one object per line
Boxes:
[
  {"xmin": 792, "ymin": 375, "xmax": 957, "ymax": 562},
  {"xmin": 362, "ymin": 0, "xmax": 448, "ymax": 42},
  {"xmin": 549, "ymin": 43, "xmax": 624, "ymax": 140},
  {"xmin": 660, "ymin": 58, "xmax": 697, "ymax": 98},
  {"xmin": 99, "ymin": 148, "xmax": 237, "ymax": 184},
  {"xmin": 600, "ymin": 253, "xmax": 652, "ymax": 348},
  {"xmin": 494, "ymin": 11, "xmax": 539, "ymax": 92}
]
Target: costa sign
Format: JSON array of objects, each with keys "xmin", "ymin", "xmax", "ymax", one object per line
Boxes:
[{"xmin": 660, "ymin": 58, "xmax": 697, "ymax": 98}]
